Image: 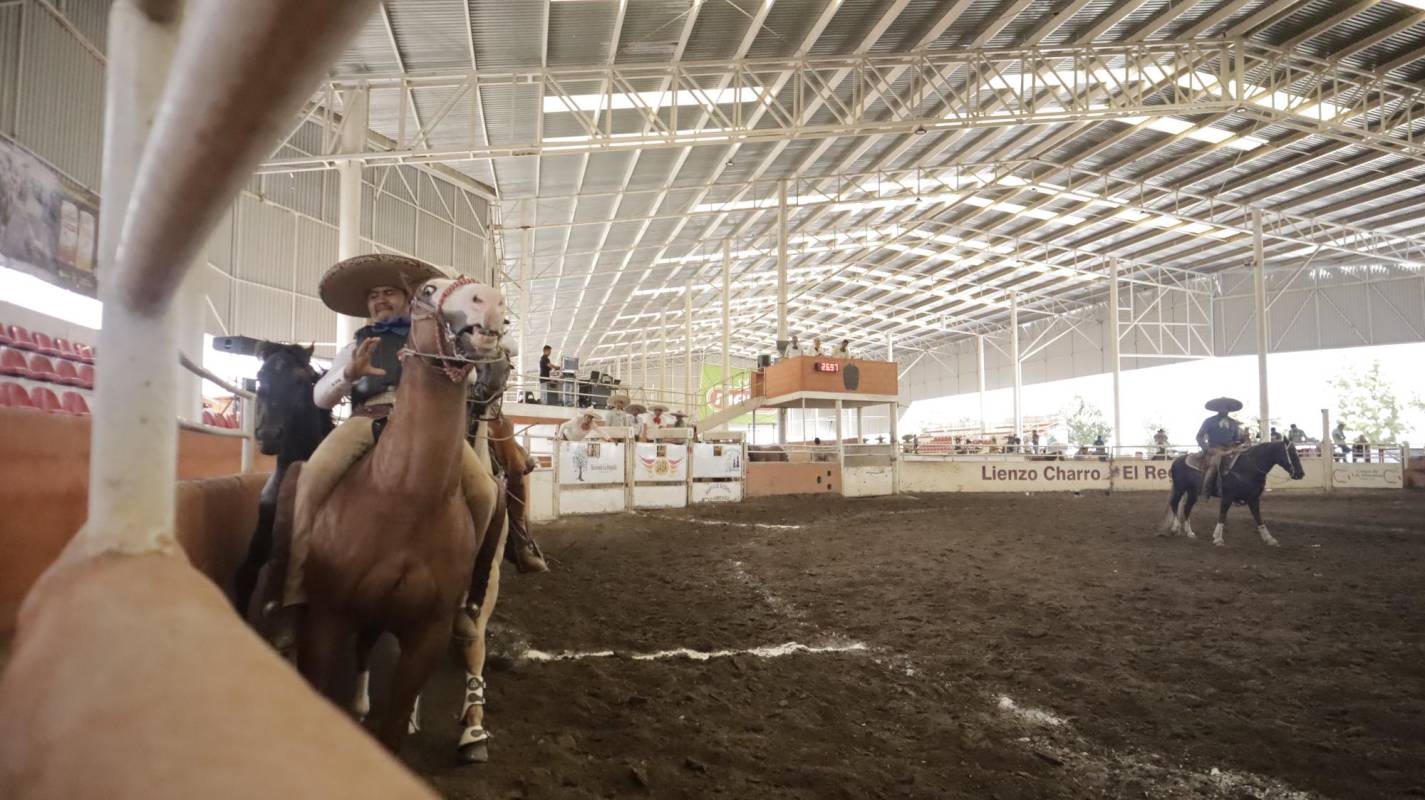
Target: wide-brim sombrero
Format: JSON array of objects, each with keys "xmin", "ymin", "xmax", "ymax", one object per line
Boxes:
[
  {"xmin": 609, "ymin": 393, "xmax": 631, "ymax": 407},
  {"xmin": 650, "ymin": 403, "xmax": 669, "ymax": 412},
  {"xmin": 1205, "ymin": 396, "xmax": 1243, "ymax": 413},
  {"xmin": 319, "ymin": 254, "xmax": 446, "ymax": 317}
]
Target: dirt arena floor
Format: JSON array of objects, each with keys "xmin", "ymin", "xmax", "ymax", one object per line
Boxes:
[{"xmin": 391, "ymin": 489, "xmax": 1425, "ymax": 799}]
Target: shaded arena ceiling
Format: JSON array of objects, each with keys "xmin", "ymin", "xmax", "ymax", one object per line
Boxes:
[{"xmin": 261, "ymin": 0, "xmax": 1425, "ymax": 364}]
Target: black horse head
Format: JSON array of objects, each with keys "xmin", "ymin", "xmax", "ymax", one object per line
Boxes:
[
  {"xmin": 1278, "ymin": 440, "xmax": 1306, "ymax": 480},
  {"xmin": 253, "ymin": 341, "xmax": 332, "ymax": 458}
]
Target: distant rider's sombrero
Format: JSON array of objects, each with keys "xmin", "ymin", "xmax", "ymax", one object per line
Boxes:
[
  {"xmin": 609, "ymin": 393, "xmax": 630, "ymax": 408},
  {"xmin": 319, "ymin": 254, "xmax": 446, "ymax": 317},
  {"xmin": 650, "ymin": 403, "xmax": 669, "ymax": 413},
  {"xmin": 1205, "ymin": 396, "xmax": 1243, "ymax": 413}
]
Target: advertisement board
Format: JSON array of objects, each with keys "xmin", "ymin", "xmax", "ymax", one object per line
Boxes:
[
  {"xmin": 634, "ymin": 443, "xmax": 688, "ymax": 483},
  {"xmin": 558, "ymin": 441, "xmax": 625, "ymax": 485},
  {"xmin": 0, "ymin": 140, "xmax": 100, "ymax": 295},
  {"xmin": 700, "ymin": 364, "xmax": 753, "ymax": 421},
  {"xmin": 692, "ymin": 442, "xmax": 743, "ymax": 479},
  {"xmin": 1330, "ymin": 462, "xmax": 1404, "ymax": 489}
]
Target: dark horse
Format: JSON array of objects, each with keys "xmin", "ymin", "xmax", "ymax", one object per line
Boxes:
[
  {"xmin": 1162, "ymin": 440, "xmax": 1305, "ymax": 547},
  {"xmin": 231, "ymin": 342, "xmax": 332, "ymax": 619}
]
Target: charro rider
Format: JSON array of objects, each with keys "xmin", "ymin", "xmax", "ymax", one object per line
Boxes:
[
  {"xmin": 282, "ymin": 254, "xmax": 536, "ymax": 620},
  {"xmin": 1196, "ymin": 396, "xmax": 1246, "ymax": 497}
]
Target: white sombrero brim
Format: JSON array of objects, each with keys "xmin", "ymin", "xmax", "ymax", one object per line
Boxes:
[{"xmin": 318, "ymin": 254, "xmax": 446, "ymax": 317}]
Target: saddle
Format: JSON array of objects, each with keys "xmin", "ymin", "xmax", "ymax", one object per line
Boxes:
[{"xmin": 1184, "ymin": 447, "xmax": 1243, "ymax": 473}]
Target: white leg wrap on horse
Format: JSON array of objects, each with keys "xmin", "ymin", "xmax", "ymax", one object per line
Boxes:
[
  {"xmin": 1184, "ymin": 520, "xmax": 1196, "ymax": 539},
  {"xmin": 460, "ymin": 672, "xmax": 486, "ymax": 720},
  {"xmin": 352, "ymin": 670, "xmax": 371, "ymax": 720},
  {"xmin": 408, "ymin": 695, "xmax": 421, "ymax": 735},
  {"xmin": 1212, "ymin": 523, "xmax": 1225, "ymax": 546},
  {"xmin": 1258, "ymin": 524, "xmax": 1279, "ymax": 546},
  {"xmin": 1167, "ymin": 510, "xmax": 1180, "ymax": 533}
]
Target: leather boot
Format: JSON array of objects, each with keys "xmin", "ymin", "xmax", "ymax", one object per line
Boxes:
[{"xmin": 507, "ymin": 522, "xmax": 549, "ymax": 573}]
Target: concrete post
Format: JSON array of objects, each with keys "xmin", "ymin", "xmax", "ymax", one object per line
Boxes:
[
  {"xmin": 721, "ymin": 239, "xmax": 731, "ymax": 383},
  {"xmin": 776, "ymin": 179, "xmax": 788, "ymax": 342},
  {"xmin": 1011, "ymin": 293, "xmax": 1022, "ymax": 437},
  {"xmin": 1254, "ymin": 208, "xmax": 1270, "ymax": 437},
  {"xmin": 976, "ymin": 334, "xmax": 986, "ymax": 434},
  {"xmin": 1108, "ymin": 258, "xmax": 1122, "ymax": 452}
]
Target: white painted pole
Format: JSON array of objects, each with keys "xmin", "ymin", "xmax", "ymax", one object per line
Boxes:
[
  {"xmin": 518, "ymin": 228, "xmax": 530, "ymax": 388},
  {"xmin": 976, "ymin": 334, "xmax": 986, "ymax": 434},
  {"xmin": 1011, "ymin": 293, "xmax": 1022, "ymax": 438},
  {"xmin": 1253, "ymin": 209, "xmax": 1270, "ymax": 437},
  {"xmin": 721, "ymin": 239, "xmax": 731, "ymax": 383},
  {"xmin": 835, "ymin": 398, "xmax": 844, "ymax": 468},
  {"xmin": 684, "ymin": 287, "xmax": 693, "ymax": 414},
  {"xmin": 659, "ymin": 310, "xmax": 669, "ymax": 407},
  {"xmin": 776, "ymin": 179, "xmax": 788, "ymax": 343},
  {"xmin": 335, "ymin": 86, "xmax": 368, "ymax": 345},
  {"xmin": 641, "ymin": 328, "xmax": 650, "ymax": 406},
  {"xmin": 855, "ymin": 406, "xmax": 864, "ymax": 443},
  {"xmin": 1321, "ymin": 407, "xmax": 1333, "ymax": 491},
  {"xmin": 1109, "ymin": 258, "xmax": 1122, "ymax": 452},
  {"xmin": 83, "ymin": 0, "xmax": 182, "ymax": 557}
]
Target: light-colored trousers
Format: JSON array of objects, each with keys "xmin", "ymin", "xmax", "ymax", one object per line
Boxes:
[{"xmin": 284, "ymin": 416, "xmax": 496, "ymax": 605}]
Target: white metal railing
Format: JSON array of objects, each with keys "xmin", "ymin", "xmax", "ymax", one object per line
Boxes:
[
  {"xmin": 501, "ymin": 368, "xmax": 702, "ymax": 419},
  {"xmin": 179, "ymin": 352, "xmax": 255, "ymax": 473}
]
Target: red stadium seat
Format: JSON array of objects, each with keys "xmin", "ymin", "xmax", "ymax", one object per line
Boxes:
[
  {"xmin": 55, "ymin": 338, "xmax": 80, "ymax": 360},
  {"xmin": 32, "ymin": 331, "xmax": 61, "ymax": 357},
  {"xmin": 77, "ymin": 363, "xmax": 95, "ymax": 388},
  {"xmin": 0, "ymin": 347, "xmax": 32, "ymax": 378},
  {"xmin": 1, "ymin": 382, "xmax": 37, "ymax": 410},
  {"xmin": 203, "ymin": 410, "xmax": 217, "ymax": 427},
  {"xmin": 78, "ymin": 343, "xmax": 96, "ymax": 363},
  {"xmin": 26, "ymin": 353, "xmax": 59, "ymax": 383},
  {"xmin": 53, "ymin": 359, "xmax": 84, "ymax": 386},
  {"xmin": 29, "ymin": 385, "xmax": 64, "ymax": 414},
  {"xmin": 61, "ymin": 391, "xmax": 91, "ymax": 415},
  {"xmin": 8, "ymin": 325, "xmax": 37, "ymax": 351},
  {"xmin": 0, "ymin": 324, "xmax": 11, "ymax": 346}
]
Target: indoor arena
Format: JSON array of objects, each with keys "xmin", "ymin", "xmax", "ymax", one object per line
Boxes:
[{"xmin": 2, "ymin": 2, "xmax": 1424, "ymax": 799}]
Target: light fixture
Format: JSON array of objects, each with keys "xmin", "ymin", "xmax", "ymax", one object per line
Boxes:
[{"xmin": 913, "ymin": 124, "xmax": 927, "ymax": 135}]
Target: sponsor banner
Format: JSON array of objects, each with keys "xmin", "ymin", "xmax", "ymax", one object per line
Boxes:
[
  {"xmin": 901, "ymin": 457, "xmax": 1337, "ymax": 493},
  {"xmin": 634, "ymin": 442, "xmax": 688, "ymax": 482},
  {"xmin": 692, "ymin": 442, "xmax": 743, "ymax": 479},
  {"xmin": 699, "ymin": 364, "xmax": 753, "ymax": 421},
  {"xmin": 559, "ymin": 441, "xmax": 625, "ymax": 485},
  {"xmin": 1330, "ymin": 462, "xmax": 1404, "ymax": 489},
  {"xmin": 692, "ymin": 481, "xmax": 743, "ymax": 503},
  {"xmin": 633, "ymin": 484, "xmax": 687, "ymax": 509},
  {"xmin": 0, "ymin": 140, "xmax": 99, "ymax": 295}
]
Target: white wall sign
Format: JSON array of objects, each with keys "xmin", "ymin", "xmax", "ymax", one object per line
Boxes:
[
  {"xmin": 692, "ymin": 443, "xmax": 743, "ymax": 479},
  {"xmin": 634, "ymin": 443, "xmax": 688, "ymax": 483},
  {"xmin": 559, "ymin": 441, "xmax": 626, "ymax": 485},
  {"xmin": 1330, "ymin": 462, "xmax": 1404, "ymax": 489}
]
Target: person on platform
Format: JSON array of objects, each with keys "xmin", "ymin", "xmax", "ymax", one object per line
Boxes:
[
  {"xmin": 811, "ymin": 337, "xmax": 824, "ymax": 357},
  {"xmin": 645, "ymin": 403, "xmax": 671, "ymax": 433},
  {"xmin": 785, "ymin": 334, "xmax": 804, "ymax": 358},
  {"xmin": 558, "ymin": 409, "xmax": 601, "ymax": 441},
  {"xmin": 1287, "ymin": 423, "xmax": 1306, "ymax": 444},
  {"xmin": 1029, "ymin": 429, "xmax": 1040, "ymax": 454},
  {"xmin": 1332, "ymin": 421, "xmax": 1349, "ymax": 461},
  {"xmin": 1270, "ymin": 426, "xmax": 1282, "ymax": 442},
  {"xmin": 1153, "ymin": 428, "xmax": 1169, "ymax": 458},
  {"xmin": 1092, "ymin": 434, "xmax": 1106, "ymax": 458},
  {"xmin": 604, "ymin": 393, "xmax": 634, "ymax": 429},
  {"xmin": 1354, "ymin": 433, "xmax": 1370, "ymax": 463},
  {"xmin": 1196, "ymin": 397, "xmax": 1246, "ymax": 497},
  {"xmin": 539, "ymin": 345, "xmax": 556, "ymax": 404},
  {"xmin": 831, "ymin": 338, "xmax": 850, "ymax": 358}
]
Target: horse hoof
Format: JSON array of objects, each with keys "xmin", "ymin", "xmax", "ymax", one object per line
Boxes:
[
  {"xmin": 1213, "ymin": 540, "xmax": 1225, "ymax": 547},
  {"xmin": 459, "ymin": 742, "xmax": 489, "ymax": 764},
  {"xmin": 1185, "ymin": 532, "xmax": 1196, "ymax": 540}
]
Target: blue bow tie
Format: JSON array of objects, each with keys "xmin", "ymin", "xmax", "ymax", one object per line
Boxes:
[{"xmin": 370, "ymin": 316, "xmax": 410, "ymax": 336}]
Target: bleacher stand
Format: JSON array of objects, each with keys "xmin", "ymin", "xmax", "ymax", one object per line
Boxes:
[
  {"xmin": 1, "ymin": 382, "xmax": 36, "ymax": 409},
  {"xmin": 0, "ymin": 322, "xmax": 96, "ymax": 416}
]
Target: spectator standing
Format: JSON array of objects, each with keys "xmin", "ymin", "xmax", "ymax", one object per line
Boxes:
[
  {"xmin": 1153, "ymin": 428, "xmax": 1168, "ymax": 458},
  {"xmin": 831, "ymin": 338, "xmax": 850, "ymax": 358},
  {"xmin": 1287, "ymin": 423, "xmax": 1306, "ymax": 444},
  {"xmin": 557, "ymin": 409, "xmax": 601, "ymax": 441},
  {"xmin": 539, "ymin": 345, "xmax": 556, "ymax": 404},
  {"xmin": 811, "ymin": 337, "xmax": 824, "ymax": 357},
  {"xmin": 1354, "ymin": 434, "xmax": 1370, "ymax": 463},
  {"xmin": 1029, "ymin": 429, "xmax": 1040, "ymax": 454},
  {"xmin": 1092, "ymin": 434, "xmax": 1106, "ymax": 457},
  {"xmin": 1332, "ymin": 421, "xmax": 1349, "ymax": 461},
  {"xmin": 1270, "ymin": 427, "xmax": 1282, "ymax": 442}
]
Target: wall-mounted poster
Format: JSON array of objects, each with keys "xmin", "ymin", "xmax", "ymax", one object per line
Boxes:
[
  {"xmin": 634, "ymin": 442, "xmax": 688, "ymax": 482},
  {"xmin": 559, "ymin": 441, "xmax": 626, "ymax": 485},
  {"xmin": 0, "ymin": 140, "xmax": 100, "ymax": 295}
]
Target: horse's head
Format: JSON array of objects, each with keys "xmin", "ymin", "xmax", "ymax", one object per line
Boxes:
[
  {"xmin": 408, "ymin": 277, "xmax": 508, "ymax": 369},
  {"xmin": 253, "ymin": 341, "xmax": 321, "ymax": 455},
  {"xmin": 1279, "ymin": 440, "xmax": 1306, "ymax": 480}
]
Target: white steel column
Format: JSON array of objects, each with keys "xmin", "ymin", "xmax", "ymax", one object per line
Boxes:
[
  {"xmin": 886, "ymin": 333, "xmax": 894, "ymax": 362},
  {"xmin": 659, "ymin": 310, "xmax": 669, "ymax": 407},
  {"xmin": 1011, "ymin": 293, "xmax": 1022, "ymax": 437},
  {"xmin": 684, "ymin": 288, "xmax": 693, "ymax": 413},
  {"xmin": 1108, "ymin": 259, "xmax": 1122, "ymax": 450},
  {"xmin": 835, "ymin": 399, "xmax": 844, "ymax": 469},
  {"xmin": 855, "ymin": 406, "xmax": 864, "ymax": 443},
  {"xmin": 335, "ymin": 86, "xmax": 368, "ymax": 344},
  {"xmin": 641, "ymin": 332, "xmax": 649, "ymax": 406},
  {"xmin": 976, "ymin": 334, "xmax": 986, "ymax": 434},
  {"xmin": 776, "ymin": 179, "xmax": 788, "ymax": 343},
  {"xmin": 1253, "ymin": 209, "xmax": 1270, "ymax": 436},
  {"xmin": 721, "ymin": 239, "xmax": 731, "ymax": 382},
  {"xmin": 517, "ymin": 229, "xmax": 530, "ymax": 384},
  {"xmin": 1321, "ymin": 408, "xmax": 1333, "ymax": 490}
]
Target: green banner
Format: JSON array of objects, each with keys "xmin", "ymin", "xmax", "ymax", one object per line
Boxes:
[{"xmin": 700, "ymin": 363, "xmax": 753, "ymax": 423}]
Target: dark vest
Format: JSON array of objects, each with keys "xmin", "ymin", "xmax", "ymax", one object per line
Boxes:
[{"xmin": 351, "ymin": 326, "xmax": 406, "ymax": 407}]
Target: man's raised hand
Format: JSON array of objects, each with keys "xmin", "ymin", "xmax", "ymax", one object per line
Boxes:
[{"xmin": 344, "ymin": 337, "xmax": 387, "ymax": 381}]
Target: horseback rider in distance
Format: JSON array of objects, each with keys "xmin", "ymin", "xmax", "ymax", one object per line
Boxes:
[{"xmin": 1197, "ymin": 396, "xmax": 1246, "ymax": 497}]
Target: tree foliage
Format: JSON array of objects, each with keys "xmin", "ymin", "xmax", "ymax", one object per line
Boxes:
[
  {"xmin": 1061, "ymin": 395, "xmax": 1110, "ymax": 445},
  {"xmin": 1330, "ymin": 360, "xmax": 1414, "ymax": 444}
]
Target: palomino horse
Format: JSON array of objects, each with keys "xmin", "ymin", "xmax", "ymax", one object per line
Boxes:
[
  {"xmin": 231, "ymin": 342, "xmax": 332, "ymax": 619},
  {"xmin": 278, "ymin": 277, "xmax": 506, "ymax": 753},
  {"xmin": 1162, "ymin": 440, "xmax": 1305, "ymax": 546}
]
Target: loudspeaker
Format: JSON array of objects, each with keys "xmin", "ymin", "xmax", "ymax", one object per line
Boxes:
[
  {"xmin": 212, "ymin": 335, "xmax": 262, "ymax": 356},
  {"xmin": 757, "ymin": 354, "xmax": 772, "ymax": 368},
  {"xmin": 590, "ymin": 370, "xmax": 602, "ymax": 382}
]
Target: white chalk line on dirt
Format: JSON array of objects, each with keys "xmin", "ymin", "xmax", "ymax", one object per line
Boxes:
[
  {"xmin": 993, "ymin": 692, "xmax": 1318, "ymax": 799},
  {"xmin": 634, "ymin": 511, "xmax": 803, "ymax": 530},
  {"xmin": 1256, "ymin": 515, "xmax": 1419, "ymax": 537},
  {"xmin": 520, "ymin": 640, "xmax": 869, "ymax": 664}
]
